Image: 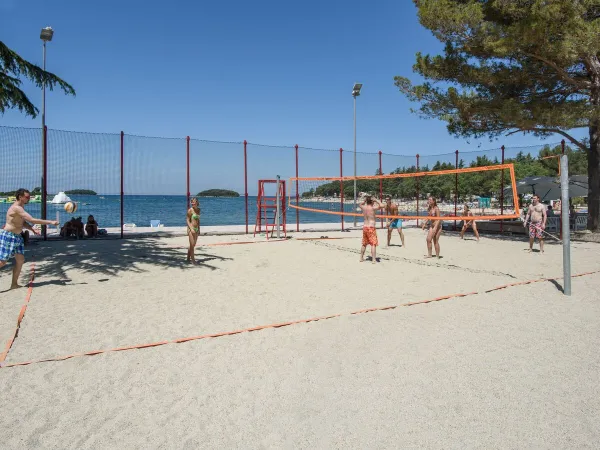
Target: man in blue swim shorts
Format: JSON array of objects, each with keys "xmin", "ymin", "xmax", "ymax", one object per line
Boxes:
[
  {"xmin": 384, "ymin": 196, "xmax": 405, "ymax": 248},
  {"xmin": 1, "ymin": 189, "xmax": 58, "ymax": 290}
]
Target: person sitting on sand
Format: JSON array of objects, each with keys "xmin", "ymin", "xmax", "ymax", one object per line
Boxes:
[
  {"xmin": 459, "ymin": 204, "xmax": 480, "ymax": 241},
  {"xmin": 359, "ymin": 195, "xmax": 383, "ymax": 263},
  {"xmin": 422, "ymin": 196, "xmax": 442, "ymax": 259},
  {"xmin": 85, "ymin": 215, "xmax": 99, "ymax": 238},
  {"xmin": 383, "ymin": 196, "xmax": 405, "ymax": 248},
  {"xmin": 186, "ymin": 198, "xmax": 201, "ymax": 264}
]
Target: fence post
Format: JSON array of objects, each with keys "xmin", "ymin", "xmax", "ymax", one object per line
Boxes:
[
  {"xmin": 186, "ymin": 136, "xmax": 190, "ymax": 210},
  {"xmin": 244, "ymin": 140, "xmax": 248, "ymax": 234},
  {"xmin": 454, "ymin": 150, "xmax": 459, "ymax": 231},
  {"xmin": 42, "ymin": 125, "xmax": 48, "ymax": 241},
  {"xmin": 379, "ymin": 151, "xmax": 383, "ymax": 229},
  {"xmin": 120, "ymin": 131, "xmax": 124, "ymax": 239},
  {"xmin": 340, "ymin": 148, "xmax": 344, "ymax": 232},
  {"xmin": 500, "ymin": 145, "xmax": 505, "ymax": 233},
  {"xmin": 295, "ymin": 144, "xmax": 299, "ymax": 232},
  {"xmin": 416, "ymin": 154, "xmax": 420, "ymax": 227}
]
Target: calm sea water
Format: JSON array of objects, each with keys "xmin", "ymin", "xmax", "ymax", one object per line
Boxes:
[{"xmin": 0, "ymin": 195, "xmax": 348, "ymax": 228}]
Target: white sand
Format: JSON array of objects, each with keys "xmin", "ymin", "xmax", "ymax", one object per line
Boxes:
[{"xmin": 1, "ymin": 227, "xmax": 599, "ymax": 448}]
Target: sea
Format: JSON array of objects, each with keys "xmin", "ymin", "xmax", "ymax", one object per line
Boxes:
[{"xmin": 0, "ymin": 195, "xmax": 348, "ymax": 228}]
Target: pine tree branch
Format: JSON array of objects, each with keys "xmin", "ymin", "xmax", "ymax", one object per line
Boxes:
[
  {"xmin": 521, "ymin": 51, "xmax": 591, "ymax": 90},
  {"xmin": 506, "ymin": 127, "xmax": 588, "ymax": 151}
]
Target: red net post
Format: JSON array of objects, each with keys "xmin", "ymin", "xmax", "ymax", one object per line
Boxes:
[
  {"xmin": 454, "ymin": 150, "xmax": 459, "ymax": 231},
  {"xmin": 42, "ymin": 125, "xmax": 48, "ymax": 240},
  {"xmin": 120, "ymin": 131, "xmax": 124, "ymax": 239},
  {"xmin": 379, "ymin": 150, "xmax": 383, "ymax": 229},
  {"xmin": 186, "ymin": 136, "xmax": 190, "ymax": 210},
  {"xmin": 340, "ymin": 148, "xmax": 344, "ymax": 231},
  {"xmin": 244, "ymin": 140, "xmax": 248, "ymax": 234},
  {"xmin": 295, "ymin": 144, "xmax": 299, "ymax": 232},
  {"xmin": 500, "ymin": 145, "xmax": 505, "ymax": 233},
  {"xmin": 416, "ymin": 153, "xmax": 420, "ymax": 227}
]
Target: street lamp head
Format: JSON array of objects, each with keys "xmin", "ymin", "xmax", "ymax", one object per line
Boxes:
[
  {"xmin": 352, "ymin": 83, "xmax": 362, "ymax": 97},
  {"xmin": 40, "ymin": 27, "xmax": 54, "ymax": 42}
]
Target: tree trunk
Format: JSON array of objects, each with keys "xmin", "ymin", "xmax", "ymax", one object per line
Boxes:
[{"xmin": 588, "ymin": 119, "xmax": 600, "ymax": 232}]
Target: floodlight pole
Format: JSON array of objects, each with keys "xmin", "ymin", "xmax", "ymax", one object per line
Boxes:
[
  {"xmin": 40, "ymin": 27, "xmax": 53, "ymax": 240},
  {"xmin": 560, "ymin": 154, "xmax": 571, "ymax": 295},
  {"xmin": 353, "ymin": 94, "xmax": 357, "ymax": 227}
]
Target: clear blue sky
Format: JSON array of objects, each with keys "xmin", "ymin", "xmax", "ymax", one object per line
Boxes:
[{"xmin": 0, "ymin": 0, "xmax": 588, "ymax": 194}]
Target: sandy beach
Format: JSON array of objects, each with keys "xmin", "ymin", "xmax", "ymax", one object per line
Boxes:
[{"xmin": 1, "ymin": 227, "xmax": 599, "ymax": 448}]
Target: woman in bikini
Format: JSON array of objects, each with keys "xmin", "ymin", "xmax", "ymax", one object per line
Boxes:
[
  {"xmin": 421, "ymin": 196, "xmax": 442, "ymax": 258},
  {"xmin": 459, "ymin": 204, "xmax": 480, "ymax": 241},
  {"xmin": 186, "ymin": 198, "xmax": 200, "ymax": 264}
]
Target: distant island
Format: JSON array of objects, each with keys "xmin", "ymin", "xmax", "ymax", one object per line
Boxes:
[
  {"xmin": 197, "ymin": 189, "xmax": 240, "ymax": 197},
  {"xmin": 65, "ymin": 189, "xmax": 97, "ymax": 195}
]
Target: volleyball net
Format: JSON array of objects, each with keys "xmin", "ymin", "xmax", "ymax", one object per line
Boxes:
[{"xmin": 289, "ymin": 164, "xmax": 520, "ymax": 221}]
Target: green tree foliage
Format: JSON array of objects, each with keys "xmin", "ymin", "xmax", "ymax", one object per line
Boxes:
[
  {"xmin": 394, "ymin": 1, "xmax": 600, "ymax": 230},
  {"xmin": 1, "ymin": 41, "xmax": 75, "ymax": 117},
  {"xmin": 197, "ymin": 189, "xmax": 240, "ymax": 197}
]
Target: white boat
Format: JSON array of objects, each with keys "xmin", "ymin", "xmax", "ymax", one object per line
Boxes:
[{"xmin": 50, "ymin": 192, "xmax": 72, "ymax": 204}]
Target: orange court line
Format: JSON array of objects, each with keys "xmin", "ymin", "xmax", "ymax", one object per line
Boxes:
[
  {"xmin": 0, "ymin": 263, "xmax": 36, "ymax": 363},
  {"xmin": 2, "ymin": 269, "xmax": 599, "ymax": 369}
]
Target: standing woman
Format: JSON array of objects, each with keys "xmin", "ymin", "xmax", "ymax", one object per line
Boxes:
[
  {"xmin": 460, "ymin": 204, "xmax": 480, "ymax": 241},
  {"xmin": 422, "ymin": 196, "xmax": 442, "ymax": 258},
  {"xmin": 186, "ymin": 198, "xmax": 200, "ymax": 264}
]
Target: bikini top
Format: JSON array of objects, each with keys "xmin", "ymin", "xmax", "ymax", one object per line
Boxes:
[{"xmin": 191, "ymin": 213, "xmax": 200, "ymax": 220}]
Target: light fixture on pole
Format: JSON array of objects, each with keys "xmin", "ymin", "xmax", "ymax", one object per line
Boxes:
[
  {"xmin": 40, "ymin": 26, "xmax": 53, "ymax": 240},
  {"xmin": 352, "ymin": 83, "xmax": 362, "ymax": 227}
]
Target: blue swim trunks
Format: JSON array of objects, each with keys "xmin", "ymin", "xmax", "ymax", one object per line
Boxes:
[
  {"xmin": 0, "ymin": 229, "xmax": 25, "ymax": 261},
  {"xmin": 389, "ymin": 219, "xmax": 402, "ymax": 229}
]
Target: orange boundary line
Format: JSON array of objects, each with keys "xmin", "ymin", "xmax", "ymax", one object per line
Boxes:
[
  {"xmin": 0, "ymin": 263, "xmax": 35, "ymax": 363},
  {"xmin": 2, "ymin": 269, "xmax": 598, "ymax": 369}
]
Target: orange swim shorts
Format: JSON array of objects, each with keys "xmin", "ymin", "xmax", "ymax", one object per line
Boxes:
[{"xmin": 362, "ymin": 226, "xmax": 378, "ymax": 246}]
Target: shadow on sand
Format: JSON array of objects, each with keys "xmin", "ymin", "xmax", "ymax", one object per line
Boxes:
[{"xmin": 23, "ymin": 237, "xmax": 233, "ymax": 281}]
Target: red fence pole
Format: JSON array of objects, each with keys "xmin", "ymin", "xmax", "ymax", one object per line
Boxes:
[
  {"xmin": 454, "ymin": 150, "xmax": 459, "ymax": 231},
  {"xmin": 120, "ymin": 131, "xmax": 124, "ymax": 239},
  {"xmin": 295, "ymin": 144, "xmax": 299, "ymax": 232},
  {"xmin": 186, "ymin": 136, "xmax": 190, "ymax": 210},
  {"xmin": 42, "ymin": 125, "xmax": 48, "ymax": 241},
  {"xmin": 416, "ymin": 154, "xmax": 420, "ymax": 227},
  {"xmin": 379, "ymin": 151, "xmax": 383, "ymax": 229},
  {"xmin": 244, "ymin": 140, "xmax": 248, "ymax": 234},
  {"xmin": 340, "ymin": 148, "xmax": 344, "ymax": 232},
  {"xmin": 500, "ymin": 145, "xmax": 505, "ymax": 233}
]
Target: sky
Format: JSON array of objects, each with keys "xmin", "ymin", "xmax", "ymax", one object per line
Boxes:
[{"xmin": 0, "ymin": 0, "xmax": 589, "ymax": 195}]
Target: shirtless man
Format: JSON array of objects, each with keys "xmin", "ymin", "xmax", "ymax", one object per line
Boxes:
[
  {"xmin": 359, "ymin": 195, "xmax": 383, "ymax": 263},
  {"xmin": 421, "ymin": 196, "xmax": 442, "ymax": 258},
  {"xmin": 1, "ymin": 189, "xmax": 58, "ymax": 290},
  {"xmin": 383, "ymin": 196, "xmax": 405, "ymax": 247},
  {"xmin": 524, "ymin": 194, "xmax": 547, "ymax": 253}
]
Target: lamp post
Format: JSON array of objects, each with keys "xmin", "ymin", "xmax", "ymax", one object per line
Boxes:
[
  {"xmin": 352, "ymin": 83, "xmax": 362, "ymax": 227},
  {"xmin": 40, "ymin": 26, "xmax": 53, "ymax": 238}
]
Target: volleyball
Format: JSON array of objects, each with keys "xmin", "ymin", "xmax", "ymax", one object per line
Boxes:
[{"xmin": 64, "ymin": 201, "xmax": 77, "ymax": 213}]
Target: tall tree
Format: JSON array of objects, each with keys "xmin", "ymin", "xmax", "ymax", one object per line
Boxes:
[
  {"xmin": 395, "ymin": 0, "xmax": 600, "ymax": 231},
  {"xmin": 1, "ymin": 41, "xmax": 75, "ymax": 117}
]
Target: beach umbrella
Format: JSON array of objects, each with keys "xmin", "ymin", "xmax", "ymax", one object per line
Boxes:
[{"xmin": 505, "ymin": 175, "xmax": 588, "ymax": 200}]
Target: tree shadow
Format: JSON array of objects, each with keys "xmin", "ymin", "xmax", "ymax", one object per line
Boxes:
[{"xmin": 26, "ymin": 237, "xmax": 233, "ymax": 281}]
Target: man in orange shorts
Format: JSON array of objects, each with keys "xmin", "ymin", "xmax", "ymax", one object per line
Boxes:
[{"xmin": 359, "ymin": 195, "xmax": 383, "ymax": 263}]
